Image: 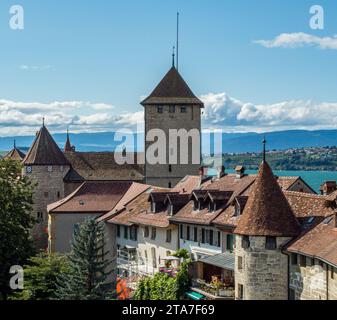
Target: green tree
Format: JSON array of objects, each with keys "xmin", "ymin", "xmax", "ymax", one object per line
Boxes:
[
  {"xmin": 133, "ymin": 255, "xmax": 192, "ymax": 300},
  {"xmin": 9, "ymin": 253, "xmax": 69, "ymax": 300},
  {"xmin": 172, "ymin": 249, "xmax": 190, "ymax": 260},
  {"xmin": 175, "ymin": 259, "xmax": 192, "ymax": 299},
  {"xmin": 0, "ymin": 159, "xmax": 36, "ymax": 300},
  {"xmin": 55, "ymin": 217, "xmax": 114, "ymax": 300}
]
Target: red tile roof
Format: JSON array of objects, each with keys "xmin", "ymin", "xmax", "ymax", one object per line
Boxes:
[
  {"xmin": 4, "ymin": 147, "xmax": 26, "ymax": 161},
  {"xmin": 141, "ymin": 67, "xmax": 204, "ymax": 106},
  {"xmin": 48, "ymin": 181, "xmax": 133, "ymax": 213},
  {"xmin": 64, "ymin": 152, "xmax": 144, "ymax": 182},
  {"xmin": 171, "ymin": 175, "xmax": 201, "ymax": 194},
  {"xmin": 97, "ymin": 183, "xmax": 151, "ymax": 222},
  {"xmin": 284, "ymin": 191, "xmax": 333, "ymax": 218},
  {"xmin": 24, "ymin": 125, "xmax": 70, "ymax": 166},
  {"xmin": 286, "ymin": 215, "xmax": 337, "ymax": 267},
  {"xmin": 234, "ymin": 162, "xmax": 301, "ymax": 237},
  {"xmin": 108, "ymin": 188, "xmax": 170, "ymax": 227}
]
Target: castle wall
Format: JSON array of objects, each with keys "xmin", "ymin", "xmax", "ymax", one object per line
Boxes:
[
  {"xmin": 145, "ymin": 105, "xmax": 201, "ymax": 188},
  {"xmin": 234, "ymin": 235, "xmax": 291, "ymax": 300},
  {"xmin": 23, "ymin": 165, "xmax": 70, "ymax": 249},
  {"xmin": 289, "ymin": 254, "xmax": 337, "ymax": 300}
]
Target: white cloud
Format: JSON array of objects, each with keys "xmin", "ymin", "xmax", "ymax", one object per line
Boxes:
[
  {"xmin": 200, "ymin": 93, "xmax": 337, "ymax": 132},
  {"xmin": 0, "ymin": 99, "xmax": 144, "ymax": 137},
  {"xmin": 254, "ymin": 32, "xmax": 337, "ymax": 50},
  {"xmin": 20, "ymin": 65, "xmax": 53, "ymax": 70},
  {"xmin": 1, "ymin": 94, "xmax": 337, "ymax": 137}
]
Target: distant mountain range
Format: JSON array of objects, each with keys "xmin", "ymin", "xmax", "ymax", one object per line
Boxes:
[{"xmin": 1, "ymin": 129, "xmax": 337, "ymax": 154}]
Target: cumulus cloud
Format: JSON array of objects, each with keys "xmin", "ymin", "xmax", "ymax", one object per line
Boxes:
[
  {"xmin": 1, "ymin": 94, "xmax": 337, "ymax": 137},
  {"xmin": 0, "ymin": 99, "xmax": 143, "ymax": 136},
  {"xmin": 200, "ymin": 93, "xmax": 337, "ymax": 132},
  {"xmin": 254, "ymin": 32, "xmax": 337, "ymax": 50}
]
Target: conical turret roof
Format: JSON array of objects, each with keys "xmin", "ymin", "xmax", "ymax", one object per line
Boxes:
[
  {"xmin": 141, "ymin": 66, "xmax": 204, "ymax": 106},
  {"xmin": 64, "ymin": 129, "xmax": 72, "ymax": 152},
  {"xmin": 234, "ymin": 161, "xmax": 300, "ymax": 237},
  {"xmin": 23, "ymin": 125, "xmax": 70, "ymax": 166},
  {"xmin": 4, "ymin": 143, "xmax": 26, "ymax": 161}
]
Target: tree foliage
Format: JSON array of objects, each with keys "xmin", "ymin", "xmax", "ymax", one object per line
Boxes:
[
  {"xmin": 0, "ymin": 159, "xmax": 36, "ymax": 300},
  {"xmin": 9, "ymin": 253, "xmax": 69, "ymax": 300},
  {"xmin": 134, "ymin": 250, "xmax": 192, "ymax": 300},
  {"xmin": 55, "ymin": 217, "xmax": 114, "ymax": 300}
]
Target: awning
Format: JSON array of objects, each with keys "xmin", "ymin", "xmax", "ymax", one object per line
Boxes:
[
  {"xmin": 185, "ymin": 291, "xmax": 205, "ymax": 300},
  {"xmin": 199, "ymin": 252, "xmax": 235, "ymax": 271}
]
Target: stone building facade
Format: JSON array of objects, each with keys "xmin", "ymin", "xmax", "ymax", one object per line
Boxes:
[
  {"xmin": 142, "ymin": 66, "xmax": 203, "ymax": 188},
  {"xmin": 288, "ymin": 255, "xmax": 337, "ymax": 300},
  {"xmin": 22, "ymin": 125, "xmax": 71, "ymax": 248},
  {"xmin": 233, "ymin": 160, "xmax": 301, "ymax": 300},
  {"xmin": 235, "ymin": 236, "xmax": 291, "ymax": 300}
]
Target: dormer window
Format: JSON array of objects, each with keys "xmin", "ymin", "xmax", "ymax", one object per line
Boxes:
[
  {"xmin": 234, "ymin": 203, "xmax": 241, "ymax": 217},
  {"xmin": 151, "ymin": 202, "xmax": 156, "ymax": 213},
  {"xmin": 193, "ymin": 200, "xmax": 199, "ymax": 211},
  {"xmin": 208, "ymin": 202, "xmax": 216, "ymax": 212},
  {"xmin": 168, "ymin": 204, "xmax": 174, "ymax": 216}
]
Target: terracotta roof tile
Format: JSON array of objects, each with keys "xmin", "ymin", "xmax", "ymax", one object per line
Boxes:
[
  {"xmin": 286, "ymin": 215, "xmax": 337, "ymax": 267},
  {"xmin": 48, "ymin": 181, "xmax": 133, "ymax": 213},
  {"xmin": 4, "ymin": 147, "xmax": 26, "ymax": 161},
  {"xmin": 171, "ymin": 175, "xmax": 201, "ymax": 194},
  {"xmin": 108, "ymin": 188, "xmax": 170, "ymax": 227},
  {"xmin": 64, "ymin": 152, "xmax": 144, "ymax": 181},
  {"xmin": 169, "ymin": 201, "xmax": 224, "ymax": 226},
  {"xmin": 284, "ymin": 191, "xmax": 333, "ymax": 218},
  {"xmin": 234, "ymin": 162, "xmax": 301, "ymax": 237},
  {"xmin": 24, "ymin": 126, "xmax": 70, "ymax": 166},
  {"xmin": 97, "ymin": 183, "xmax": 151, "ymax": 222},
  {"xmin": 141, "ymin": 67, "xmax": 204, "ymax": 106}
]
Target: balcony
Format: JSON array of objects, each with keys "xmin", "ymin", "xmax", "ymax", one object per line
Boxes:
[{"xmin": 191, "ymin": 278, "xmax": 235, "ymax": 300}]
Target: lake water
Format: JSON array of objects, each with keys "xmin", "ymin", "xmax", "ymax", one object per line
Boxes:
[{"xmin": 208, "ymin": 169, "xmax": 337, "ymax": 193}]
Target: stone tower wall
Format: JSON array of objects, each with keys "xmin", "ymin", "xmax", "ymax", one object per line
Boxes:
[
  {"xmin": 234, "ymin": 235, "xmax": 291, "ymax": 300},
  {"xmin": 23, "ymin": 165, "xmax": 70, "ymax": 249},
  {"xmin": 145, "ymin": 104, "xmax": 201, "ymax": 188}
]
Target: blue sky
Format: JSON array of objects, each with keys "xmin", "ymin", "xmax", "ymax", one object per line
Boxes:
[{"xmin": 0, "ymin": 0, "xmax": 337, "ymax": 136}]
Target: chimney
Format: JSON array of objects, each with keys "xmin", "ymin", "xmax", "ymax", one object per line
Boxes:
[
  {"xmin": 199, "ymin": 166, "xmax": 205, "ymax": 181},
  {"xmin": 320, "ymin": 181, "xmax": 337, "ymax": 196},
  {"xmin": 235, "ymin": 166, "xmax": 245, "ymax": 179},
  {"xmin": 217, "ymin": 165, "xmax": 226, "ymax": 179}
]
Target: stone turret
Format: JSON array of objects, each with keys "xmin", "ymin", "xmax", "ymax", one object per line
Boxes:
[
  {"xmin": 23, "ymin": 124, "xmax": 71, "ymax": 249},
  {"xmin": 234, "ymin": 160, "xmax": 300, "ymax": 300},
  {"xmin": 141, "ymin": 64, "xmax": 203, "ymax": 188}
]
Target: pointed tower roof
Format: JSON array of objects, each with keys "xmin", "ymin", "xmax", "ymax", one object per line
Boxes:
[
  {"xmin": 4, "ymin": 140, "xmax": 26, "ymax": 161},
  {"xmin": 234, "ymin": 161, "xmax": 300, "ymax": 237},
  {"xmin": 141, "ymin": 66, "xmax": 204, "ymax": 106},
  {"xmin": 64, "ymin": 129, "xmax": 72, "ymax": 152},
  {"xmin": 23, "ymin": 125, "xmax": 70, "ymax": 166}
]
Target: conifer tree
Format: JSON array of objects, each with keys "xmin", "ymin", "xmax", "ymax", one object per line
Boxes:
[
  {"xmin": 55, "ymin": 217, "xmax": 114, "ymax": 300},
  {"xmin": 0, "ymin": 159, "xmax": 36, "ymax": 300}
]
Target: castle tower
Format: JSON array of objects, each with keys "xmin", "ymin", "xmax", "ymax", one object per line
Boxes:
[
  {"xmin": 23, "ymin": 124, "xmax": 71, "ymax": 249},
  {"xmin": 234, "ymin": 158, "xmax": 300, "ymax": 300},
  {"xmin": 3, "ymin": 140, "xmax": 26, "ymax": 161},
  {"xmin": 141, "ymin": 64, "xmax": 204, "ymax": 188}
]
